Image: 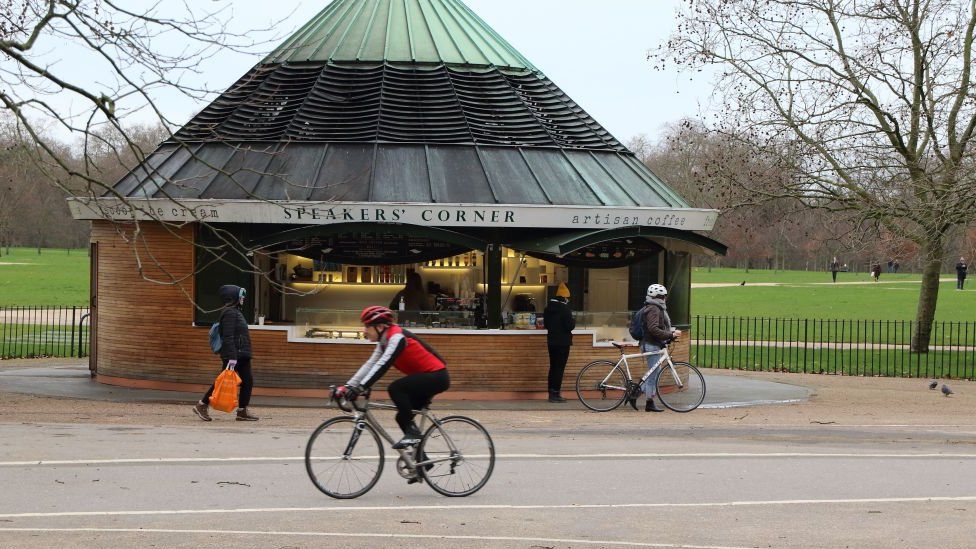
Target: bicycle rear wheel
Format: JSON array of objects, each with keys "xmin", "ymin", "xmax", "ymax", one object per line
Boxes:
[
  {"xmin": 418, "ymin": 416, "xmax": 494, "ymax": 497},
  {"xmin": 656, "ymin": 362, "xmax": 706, "ymax": 412},
  {"xmin": 305, "ymin": 416, "xmax": 384, "ymax": 499},
  {"xmin": 575, "ymin": 360, "xmax": 628, "ymax": 412}
]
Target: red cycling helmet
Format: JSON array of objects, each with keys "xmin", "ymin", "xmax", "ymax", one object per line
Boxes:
[{"xmin": 360, "ymin": 305, "xmax": 395, "ymax": 326}]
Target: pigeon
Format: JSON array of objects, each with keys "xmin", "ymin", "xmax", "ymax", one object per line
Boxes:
[
  {"xmin": 740, "ymin": 281, "xmax": 746, "ymax": 286},
  {"xmin": 942, "ymin": 384, "xmax": 953, "ymax": 397},
  {"xmin": 929, "ymin": 380, "xmax": 939, "ymax": 390}
]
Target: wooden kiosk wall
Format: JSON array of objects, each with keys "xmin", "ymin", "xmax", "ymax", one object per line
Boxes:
[{"xmin": 90, "ymin": 221, "xmax": 690, "ymax": 399}]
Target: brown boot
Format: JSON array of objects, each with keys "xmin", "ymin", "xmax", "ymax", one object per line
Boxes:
[
  {"xmin": 236, "ymin": 407, "xmax": 259, "ymax": 421},
  {"xmin": 193, "ymin": 401, "xmax": 212, "ymax": 422}
]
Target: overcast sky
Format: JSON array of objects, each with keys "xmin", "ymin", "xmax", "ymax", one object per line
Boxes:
[{"xmin": 32, "ymin": 0, "xmax": 714, "ymax": 147}]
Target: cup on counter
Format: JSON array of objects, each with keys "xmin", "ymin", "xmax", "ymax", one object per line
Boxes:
[{"xmin": 258, "ymin": 316, "xmax": 265, "ymax": 325}]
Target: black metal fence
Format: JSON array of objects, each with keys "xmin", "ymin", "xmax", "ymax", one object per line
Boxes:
[
  {"xmin": 692, "ymin": 316, "xmax": 976, "ymax": 380},
  {"xmin": 0, "ymin": 306, "xmax": 90, "ymax": 359}
]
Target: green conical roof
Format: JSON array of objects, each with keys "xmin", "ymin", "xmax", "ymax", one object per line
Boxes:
[{"xmin": 265, "ymin": 0, "xmax": 537, "ymax": 69}]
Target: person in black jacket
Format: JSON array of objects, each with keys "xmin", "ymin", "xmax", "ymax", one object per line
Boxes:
[
  {"xmin": 957, "ymin": 257, "xmax": 969, "ymax": 290},
  {"xmin": 193, "ymin": 285, "xmax": 259, "ymax": 422},
  {"xmin": 542, "ymin": 283, "xmax": 575, "ymax": 403}
]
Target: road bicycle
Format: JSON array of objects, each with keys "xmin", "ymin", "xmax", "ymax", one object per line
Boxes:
[
  {"xmin": 575, "ymin": 341, "xmax": 706, "ymax": 412},
  {"xmin": 305, "ymin": 387, "xmax": 495, "ymax": 498}
]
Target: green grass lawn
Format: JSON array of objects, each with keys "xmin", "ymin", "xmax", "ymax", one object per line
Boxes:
[
  {"xmin": 0, "ymin": 248, "xmax": 89, "ymax": 306},
  {"xmin": 691, "ymin": 267, "xmax": 971, "ymax": 322},
  {"xmin": 692, "ymin": 266, "xmax": 921, "ymax": 284},
  {"xmin": 692, "ymin": 344, "xmax": 975, "ymax": 379},
  {"xmin": 0, "ymin": 322, "xmax": 89, "ymax": 358}
]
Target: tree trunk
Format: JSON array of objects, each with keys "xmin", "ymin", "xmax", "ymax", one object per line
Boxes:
[{"xmin": 911, "ymin": 239, "xmax": 945, "ymax": 353}]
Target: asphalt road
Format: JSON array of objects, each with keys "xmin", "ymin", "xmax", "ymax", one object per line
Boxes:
[{"xmin": 2, "ymin": 418, "xmax": 976, "ymax": 548}]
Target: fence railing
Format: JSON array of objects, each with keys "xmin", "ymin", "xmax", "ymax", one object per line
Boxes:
[
  {"xmin": 0, "ymin": 306, "xmax": 90, "ymax": 359},
  {"xmin": 692, "ymin": 316, "xmax": 976, "ymax": 380}
]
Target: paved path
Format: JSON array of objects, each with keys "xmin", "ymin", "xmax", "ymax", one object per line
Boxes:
[
  {"xmin": 0, "ymin": 362, "xmax": 812, "ymax": 410},
  {"xmin": 694, "ymin": 339, "xmax": 976, "ymax": 351},
  {"xmin": 0, "ymin": 308, "xmax": 89, "ymax": 324}
]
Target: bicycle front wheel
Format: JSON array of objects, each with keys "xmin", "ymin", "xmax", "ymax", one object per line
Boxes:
[
  {"xmin": 305, "ymin": 416, "xmax": 384, "ymax": 499},
  {"xmin": 656, "ymin": 362, "xmax": 706, "ymax": 412},
  {"xmin": 418, "ymin": 416, "xmax": 495, "ymax": 497},
  {"xmin": 575, "ymin": 360, "xmax": 628, "ymax": 412}
]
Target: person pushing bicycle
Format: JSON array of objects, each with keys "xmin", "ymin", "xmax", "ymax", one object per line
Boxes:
[
  {"xmin": 626, "ymin": 284, "xmax": 681, "ymax": 412},
  {"xmin": 335, "ymin": 306, "xmax": 451, "ymax": 449}
]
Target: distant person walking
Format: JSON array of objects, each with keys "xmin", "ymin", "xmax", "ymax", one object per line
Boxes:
[
  {"xmin": 543, "ymin": 283, "xmax": 575, "ymax": 403},
  {"xmin": 871, "ymin": 263, "xmax": 882, "ymax": 283},
  {"xmin": 893, "ymin": 259, "xmax": 900, "ymax": 273},
  {"xmin": 956, "ymin": 257, "xmax": 969, "ymax": 290},
  {"xmin": 887, "ymin": 259, "xmax": 894, "ymax": 273},
  {"xmin": 193, "ymin": 285, "xmax": 259, "ymax": 422},
  {"xmin": 829, "ymin": 257, "xmax": 841, "ymax": 283}
]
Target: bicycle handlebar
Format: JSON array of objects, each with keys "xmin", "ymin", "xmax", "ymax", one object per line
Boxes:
[{"xmin": 328, "ymin": 385, "xmax": 373, "ymax": 413}]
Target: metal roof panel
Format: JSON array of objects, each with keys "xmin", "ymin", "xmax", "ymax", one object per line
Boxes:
[
  {"xmin": 265, "ymin": 0, "xmax": 537, "ymax": 70},
  {"xmin": 309, "ymin": 143, "xmax": 374, "ymax": 201},
  {"xmin": 370, "ymin": 145, "xmax": 432, "ymax": 202},
  {"xmin": 427, "ymin": 145, "xmax": 495, "ymax": 203},
  {"xmin": 520, "ymin": 148, "xmax": 602, "ymax": 206},
  {"xmin": 476, "ymin": 147, "xmax": 550, "ymax": 204}
]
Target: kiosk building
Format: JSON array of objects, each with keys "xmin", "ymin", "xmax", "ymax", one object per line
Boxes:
[{"xmin": 70, "ymin": 0, "xmax": 725, "ymax": 397}]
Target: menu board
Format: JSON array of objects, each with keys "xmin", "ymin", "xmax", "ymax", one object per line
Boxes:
[{"xmin": 285, "ymin": 232, "xmax": 462, "ymax": 263}]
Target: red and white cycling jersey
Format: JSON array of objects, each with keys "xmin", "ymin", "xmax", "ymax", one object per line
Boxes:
[{"xmin": 348, "ymin": 325, "xmax": 446, "ymax": 388}]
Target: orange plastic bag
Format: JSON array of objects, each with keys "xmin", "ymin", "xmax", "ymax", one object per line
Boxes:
[{"xmin": 209, "ymin": 366, "xmax": 241, "ymax": 413}]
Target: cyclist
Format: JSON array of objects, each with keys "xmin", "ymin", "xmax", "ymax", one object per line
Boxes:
[
  {"xmin": 627, "ymin": 284, "xmax": 681, "ymax": 412},
  {"xmin": 335, "ymin": 306, "xmax": 450, "ymax": 449}
]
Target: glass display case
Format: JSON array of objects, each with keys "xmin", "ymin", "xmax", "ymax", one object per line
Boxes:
[
  {"xmin": 571, "ymin": 311, "xmax": 634, "ymax": 343},
  {"xmin": 296, "ymin": 309, "xmax": 367, "ymax": 339},
  {"xmin": 296, "ymin": 308, "xmax": 480, "ymax": 339},
  {"xmin": 292, "ymin": 307, "xmax": 637, "ymax": 342}
]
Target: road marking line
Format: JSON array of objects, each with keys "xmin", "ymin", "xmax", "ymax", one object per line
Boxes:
[
  {"xmin": 3, "ymin": 452, "xmax": 976, "ymax": 467},
  {"xmin": 0, "ymin": 528, "xmax": 749, "ymax": 549},
  {"xmin": 2, "ymin": 496, "xmax": 976, "ymax": 519}
]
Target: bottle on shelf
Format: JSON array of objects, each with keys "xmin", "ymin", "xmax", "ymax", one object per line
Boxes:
[{"xmin": 399, "ymin": 296, "xmax": 406, "ymax": 311}]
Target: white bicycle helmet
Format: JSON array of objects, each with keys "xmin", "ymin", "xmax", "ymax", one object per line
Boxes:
[{"xmin": 646, "ymin": 283, "xmax": 668, "ymax": 299}]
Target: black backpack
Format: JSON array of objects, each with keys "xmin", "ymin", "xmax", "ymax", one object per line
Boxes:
[{"xmin": 628, "ymin": 305, "xmax": 649, "ymax": 341}]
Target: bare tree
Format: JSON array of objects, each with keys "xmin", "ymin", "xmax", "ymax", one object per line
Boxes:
[
  {"xmin": 625, "ymin": 133, "xmax": 654, "ymax": 163},
  {"xmin": 0, "ymin": 1, "xmax": 301, "ymax": 309},
  {"xmin": 657, "ymin": 0, "xmax": 976, "ymax": 351},
  {"xmin": 1, "ymin": 2, "xmax": 262, "ymax": 192}
]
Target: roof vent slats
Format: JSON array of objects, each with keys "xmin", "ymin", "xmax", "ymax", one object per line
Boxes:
[{"xmin": 170, "ymin": 62, "xmax": 624, "ymax": 151}]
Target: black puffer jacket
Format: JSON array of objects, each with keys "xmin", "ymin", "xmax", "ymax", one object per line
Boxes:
[
  {"xmin": 218, "ymin": 285, "xmax": 252, "ymax": 360},
  {"xmin": 543, "ymin": 297, "xmax": 575, "ymax": 347}
]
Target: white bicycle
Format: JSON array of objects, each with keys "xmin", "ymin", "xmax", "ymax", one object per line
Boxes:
[{"xmin": 575, "ymin": 341, "xmax": 706, "ymax": 412}]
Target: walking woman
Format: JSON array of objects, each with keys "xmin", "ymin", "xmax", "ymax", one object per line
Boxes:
[{"xmin": 193, "ymin": 285, "xmax": 259, "ymax": 421}]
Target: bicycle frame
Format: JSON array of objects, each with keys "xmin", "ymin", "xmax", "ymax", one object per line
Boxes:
[
  {"xmin": 601, "ymin": 345, "xmax": 685, "ymax": 392},
  {"xmin": 338, "ymin": 396, "xmax": 459, "ymax": 472}
]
